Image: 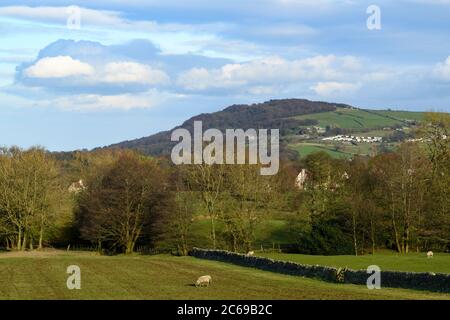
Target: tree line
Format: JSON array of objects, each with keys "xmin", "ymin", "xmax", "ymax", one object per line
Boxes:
[{"xmin": 0, "ymin": 113, "xmax": 448, "ymax": 255}]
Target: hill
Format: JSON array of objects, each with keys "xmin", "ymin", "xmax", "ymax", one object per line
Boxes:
[
  {"xmin": 101, "ymin": 99, "xmax": 426, "ymax": 159},
  {"xmin": 104, "ymin": 99, "xmax": 347, "ymax": 156}
]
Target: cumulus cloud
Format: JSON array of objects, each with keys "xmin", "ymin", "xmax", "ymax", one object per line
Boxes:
[
  {"xmin": 14, "ymin": 39, "xmax": 233, "ymax": 97},
  {"xmin": 21, "ymin": 57, "xmax": 170, "ymax": 90},
  {"xmin": 25, "ymin": 56, "xmax": 95, "ymax": 78},
  {"xmin": 9, "ymin": 37, "xmax": 450, "ymax": 112},
  {"xmin": 17, "ymin": 42, "xmax": 171, "ymax": 94},
  {"xmin": 176, "ymin": 55, "xmax": 362, "ymax": 93},
  {"xmin": 102, "ymin": 62, "xmax": 170, "ymax": 85}
]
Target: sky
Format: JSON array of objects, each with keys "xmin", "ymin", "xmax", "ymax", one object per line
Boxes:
[{"xmin": 0, "ymin": 0, "xmax": 449, "ymax": 151}]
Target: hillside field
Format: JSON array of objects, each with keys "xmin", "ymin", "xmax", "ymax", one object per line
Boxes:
[
  {"xmin": 292, "ymin": 108, "xmax": 424, "ymax": 130},
  {"xmin": 0, "ymin": 251, "xmax": 449, "ymax": 300},
  {"xmin": 286, "ymin": 108, "xmax": 425, "ymax": 158}
]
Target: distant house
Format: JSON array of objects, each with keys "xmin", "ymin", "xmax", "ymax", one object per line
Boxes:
[{"xmin": 322, "ymin": 135, "xmax": 382, "ymax": 143}]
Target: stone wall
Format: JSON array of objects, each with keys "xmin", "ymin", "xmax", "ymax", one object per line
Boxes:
[{"xmin": 190, "ymin": 248, "xmax": 450, "ymax": 293}]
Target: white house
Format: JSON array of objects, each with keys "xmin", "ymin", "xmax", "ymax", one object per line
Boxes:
[{"xmin": 322, "ymin": 135, "xmax": 382, "ymax": 143}]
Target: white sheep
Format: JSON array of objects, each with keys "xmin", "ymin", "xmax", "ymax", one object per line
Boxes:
[
  {"xmin": 195, "ymin": 275, "xmax": 212, "ymax": 287},
  {"xmin": 427, "ymin": 251, "xmax": 434, "ymax": 258},
  {"xmin": 246, "ymin": 251, "xmax": 255, "ymax": 256}
]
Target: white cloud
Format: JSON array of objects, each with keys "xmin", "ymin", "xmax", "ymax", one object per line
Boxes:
[
  {"xmin": 23, "ymin": 56, "xmax": 170, "ymax": 87},
  {"xmin": 102, "ymin": 62, "xmax": 170, "ymax": 85},
  {"xmin": 433, "ymin": 56, "xmax": 450, "ymax": 81},
  {"xmin": 177, "ymin": 55, "xmax": 361, "ymax": 92},
  {"xmin": 0, "ymin": 5, "xmax": 229, "ymax": 35},
  {"xmin": 25, "ymin": 56, "xmax": 95, "ymax": 78},
  {"xmin": 34, "ymin": 89, "xmax": 178, "ymax": 111},
  {"xmin": 310, "ymin": 81, "xmax": 361, "ymax": 96},
  {"xmin": 0, "ymin": 6, "xmax": 123, "ymax": 26}
]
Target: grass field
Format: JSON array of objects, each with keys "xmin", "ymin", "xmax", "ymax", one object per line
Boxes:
[
  {"xmin": 371, "ymin": 110, "xmax": 425, "ymax": 122},
  {"xmin": 286, "ymin": 107, "xmax": 425, "ymax": 159},
  {"xmin": 186, "ymin": 219, "xmax": 295, "ymax": 249},
  {"xmin": 257, "ymin": 252, "xmax": 450, "ymax": 274},
  {"xmin": 0, "ymin": 251, "xmax": 449, "ymax": 300},
  {"xmin": 290, "ymin": 143, "xmax": 352, "ymax": 159},
  {"xmin": 289, "ymin": 139, "xmax": 400, "ymax": 159},
  {"xmin": 292, "ymin": 108, "xmax": 424, "ymax": 130}
]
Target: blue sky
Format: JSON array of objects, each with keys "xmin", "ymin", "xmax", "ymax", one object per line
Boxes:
[{"xmin": 0, "ymin": 0, "xmax": 449, "ymax": 151}]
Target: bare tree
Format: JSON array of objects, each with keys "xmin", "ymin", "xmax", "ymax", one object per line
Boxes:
[
  {"xmin": 184, "ymin": 163, "xmax": 224, "ymax": 249},
  {"xmin": 0, "ymin": 147, "xmax": 61, "ymax": 250},
  {"xmin": 77, "ymin": 151, "xmax": 171, "ymax": 254}
]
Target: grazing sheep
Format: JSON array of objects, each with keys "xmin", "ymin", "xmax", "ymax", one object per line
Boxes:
[
  {"xmin": 246, "ymin": 251, "xmax": 255, "ymax": 256},
  {"xmin": 195, "ymin": 275, "xmax": 212, "ymax": 287},
  {"xmin": 427, "ymin": 251, "xmax": 434, "ymax": 258}
]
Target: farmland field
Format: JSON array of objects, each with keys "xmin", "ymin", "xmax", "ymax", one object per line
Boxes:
[
  {"xmin": 179, "ymin": 219, "xmax": 296, "ymax": 250},
  {"xmin": 371, "ymin": 110, "xmax": 425, "ymax": 122},
  {"xmin": 0, "ymin": 251, "xmax": 448, "ymax": 300},
  {"xmin": 290, "ymin": 143, "xmax": 352, "ymax": 159},
  {"xmin": 292, "ymin": 108, "xmax": 422, "ymax": 129},
  {"xmin": 258, "ymin": 252, "xmax": 450, "ymax": 274}
]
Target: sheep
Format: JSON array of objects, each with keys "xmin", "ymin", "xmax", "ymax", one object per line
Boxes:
[
  {"xmin": 246, "ymin": 251, "xmax": 255, "ymax": 257},
  {"xmin": 427, "ymin": 251, "xmax": 434, "ymax": 258},
  {"xmin": 195, "ymin": 275, "xmax": 212, "ymax": 287}
]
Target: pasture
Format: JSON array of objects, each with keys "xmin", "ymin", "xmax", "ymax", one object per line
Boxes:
[
  {"xmin": 0, "ymin": 251, "xmax": 448, "ymax": 300},
  {"xmin": 257, "ymin": 252, "xmax": 450, "ymax": 274},
  {"xmin": 292, "ymin": 108, "xmax": 422, "ymax": 130},
  {"xmin": 290, "ymin": 143, "xmax": 352, "ymax": 159}
]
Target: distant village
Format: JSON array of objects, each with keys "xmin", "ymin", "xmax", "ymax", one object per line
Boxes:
[{"xmin": 322, "ymin": 135, "xmax": 382, "ymax": 143}]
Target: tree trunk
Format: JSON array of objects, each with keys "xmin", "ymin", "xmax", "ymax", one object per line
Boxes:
[
  {"xmin": 38, "ymin": 226, "xmax": 44, "ymax": 250},
  {"xmin": 352, "ymin": 211, "xmax": 358, "ymax": 256},
  {"xmin": 22, "ymin": 232, "xmax": 27, "ymax": 251},
  {"xmin": 370, "ymin": 218, "xmax": 376, "ymax": 255},
  {"xmin": 17, "ymin": 228, "xmax": 22, "ymax": 251},
  {"xmin": 210, "ymin": 214, "xmax": 216, "ymax": 249},
  {"xmin": 125, "ymin": 240, "xmax": 136, "ymax": 254},
  {"xmin": 391, "ymin": 192, "xmax": 402, "ymax": 253}
]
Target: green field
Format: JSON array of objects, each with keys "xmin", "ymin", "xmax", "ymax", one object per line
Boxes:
[
  {"xmin": 186, "ymin": 219, "xmax": 295, "ymax": 250},
  {"xmin": 258, "ymin": 252, "xmax": 450, "ymax": 274},
  {"xmin": 371, "ymin": 110, "xmax": 425, "ymax": 122},
  {"xmin": 0, "ymin": 251, "xmax": 448, "ymax": 300},
  {"xmin": 285, "ymin": 107, "xmax": 426, "ymax": 159},
  {"xmin": 293, "ymin": 108, "xmax": 424, "ymax": 130},
  {"xmin": 291, "ymin": 143, "xmax": 353, "ymax": 159}
]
